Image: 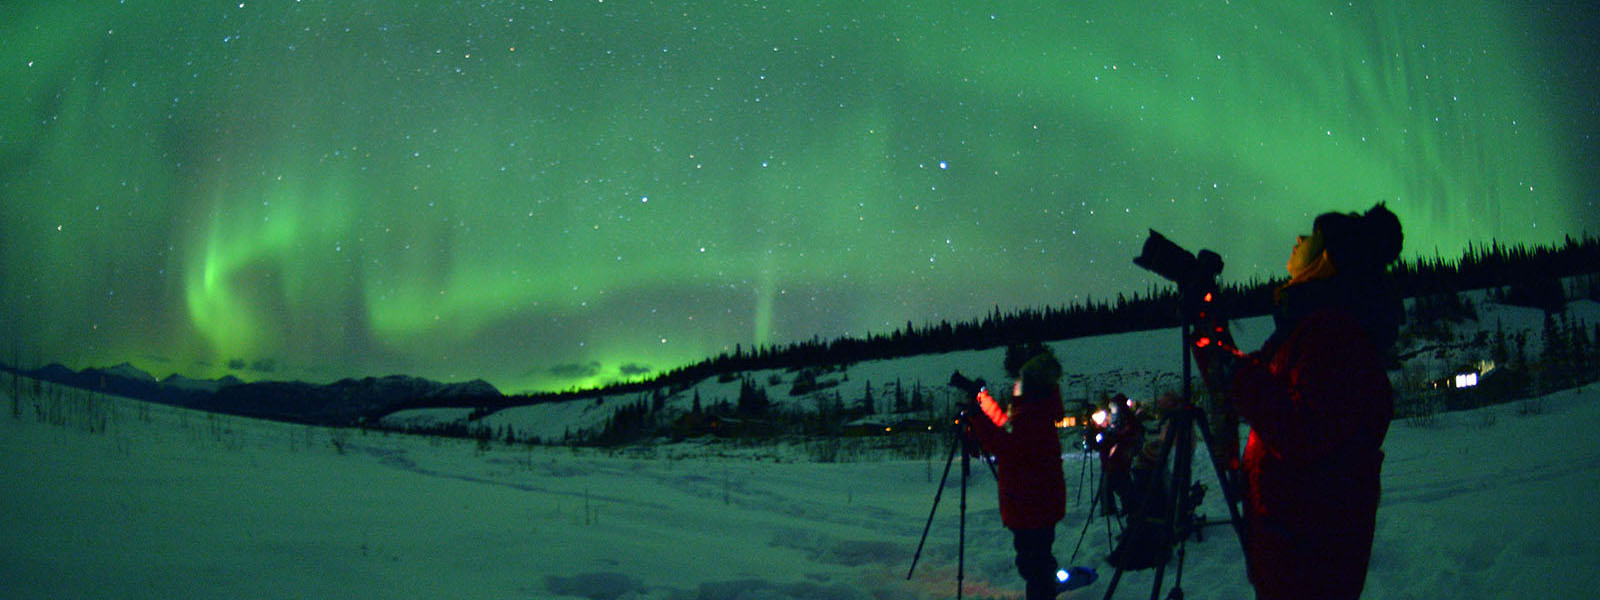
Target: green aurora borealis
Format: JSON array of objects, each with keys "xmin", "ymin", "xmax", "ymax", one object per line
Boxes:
[{"xmin": 3, "ymin": 1, "xmax": 1595, "ymax": 392}]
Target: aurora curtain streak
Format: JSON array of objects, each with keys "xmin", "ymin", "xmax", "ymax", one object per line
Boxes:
[{"xmin": 2, "ymin": 1, "xmax": 1594, "ymax": 392}]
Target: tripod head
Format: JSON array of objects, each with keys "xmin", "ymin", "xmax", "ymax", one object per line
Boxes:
[{"xmin": 947, "ymin": 370, "xmax": 992, "ymax": 436}]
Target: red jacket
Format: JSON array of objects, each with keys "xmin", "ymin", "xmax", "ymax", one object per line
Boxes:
[
  {"xmin": 1229, "ymin": 278, "xmax": 1396, "ymax": 600},
  {"xmin": 966, "ymin": 387, "xmax": 1067, "ymax": 530}
]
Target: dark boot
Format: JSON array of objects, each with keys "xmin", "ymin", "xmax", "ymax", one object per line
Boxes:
[{"xmin": 1012, "ymin": 527, "xmax": 1060, "ymax": 600}]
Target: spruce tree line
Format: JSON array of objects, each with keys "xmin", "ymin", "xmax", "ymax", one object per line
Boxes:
[
  {"xmin": 509, "ymin": 234, "xmax": 1598, "ymax": 409},
  {"xmin": 413, "ymin": 236, "xmax": 1600, "ymax": 447}
]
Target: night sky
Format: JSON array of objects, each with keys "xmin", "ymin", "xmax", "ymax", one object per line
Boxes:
[{"xmin": 3, "ymin": 1, "xmax": 1596, "ymax": 393}]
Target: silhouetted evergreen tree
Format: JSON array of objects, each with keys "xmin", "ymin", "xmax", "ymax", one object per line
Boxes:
[
  {"xmin": 1508, "ymin": 277, "xmax": 1567, "ymax": 314},
  {"xmin": 1567, "ymin": 314, "xmax": 1591, "ymax": 382},
  {"xmin": 737, "ymin": 378, "xmax": 770, "ymax": 416},
  {"xmin": 1490, "ymin": 321, "xmax": 1511, "ymax": 365},
  {"xmin": 893, "ymin": 379, "xmax": 906, "ymax": 413}
]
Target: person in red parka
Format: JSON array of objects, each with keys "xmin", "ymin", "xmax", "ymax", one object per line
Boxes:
[
  {"xmin": 964, "ymin": 352, "xmax": 1067, "ymax": 600},
  {"xmin": 1198, "ymin": 203, "xmax": 1403, "ymax": 600}
]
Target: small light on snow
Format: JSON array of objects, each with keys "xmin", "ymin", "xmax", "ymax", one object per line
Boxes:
[{"xmin": 938, "ymin": 161, "xmax": 948, "ymax": 170}]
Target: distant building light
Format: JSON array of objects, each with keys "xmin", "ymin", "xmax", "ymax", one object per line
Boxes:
[{"xmin": 1454, "ymin": 372, "xmax": 1479, "ymax": 388}]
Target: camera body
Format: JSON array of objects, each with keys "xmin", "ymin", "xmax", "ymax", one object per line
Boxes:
[
  {"xmin": 948, "ymin": 371, "xmax": 987, "ymax": 398},
  {"xmin": 1133, "ymin": 229, "xmax": 1223, "ymax": 296}
]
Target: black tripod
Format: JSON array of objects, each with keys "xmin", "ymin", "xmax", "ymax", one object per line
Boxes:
[
  {"xmin": 1098, "ymin": 291, "xmax": 1249, "ymax": 600},
  {"xmin": 907, "ymin": 403, "xmax": 987, "ymax": 600}
]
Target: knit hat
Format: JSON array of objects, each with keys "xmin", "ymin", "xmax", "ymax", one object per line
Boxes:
[
  {"xmin": 1019, "ymin": 352, "xmax": 1062, "ymax": 395},
  {"xmin": 1313, "ymin": 202, "xmax": 1403, "ymax": 274}
]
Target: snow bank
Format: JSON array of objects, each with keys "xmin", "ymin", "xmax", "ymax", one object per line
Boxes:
[{"xmin": 3, "ymin": 375, "xmax": 1598, "ymax": 599}]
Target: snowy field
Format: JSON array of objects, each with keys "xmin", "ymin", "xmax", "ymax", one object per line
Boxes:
[
  {"xmin": 3, "ymin": 376, "xmax": 1598, "ymax": 599},
  {"xmin": 3, "ymin": 294, "xmax": 1598, "ymax": 599}
]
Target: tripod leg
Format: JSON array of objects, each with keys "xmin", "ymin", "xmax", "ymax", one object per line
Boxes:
[
  {"xmin": 1068, "ymin": 459, "xmax": 1103, "ymax": 565},
  {"xmin": 1099, "ymin": 566, "xmax": 1125, "ymax": 600},
  {"xmin": 1190, "ymin": 408, "xmax": 1248, "ymax": 549},
  {"xmin": 907, "ymin": 433, "xmax": 961, "ymax": 580},
  {"xmin": 1152, "ymin": 411, "xmax": 1200, "ymax": 600},
  {"xmin": 958, "ymin": 439, "xmax": 970, "ymax": 600},
  {"xmin": 1076, "ymin": 446, "xmax": 1090, "ymax": 507}
]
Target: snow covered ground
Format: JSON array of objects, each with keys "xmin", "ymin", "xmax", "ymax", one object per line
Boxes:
[
  {"xmin": 3, "ymin": 295, "xmax": 1598, "ymax": 599},
  {"xmin": 3, "ymin": 379, "xmax": 1598, "ymax": 599}
]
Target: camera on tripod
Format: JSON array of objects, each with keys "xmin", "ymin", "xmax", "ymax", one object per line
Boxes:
[
  {"xmin": 1133, "ymin": 229, "xmax": 1223, "ymax": 297},
  {"xmin": 908, "ymin": 370, "xmax": 999, "ymax": 596},
  {"xmin": 1089, "ymin": 228, "xmax": 1249, "ymax": 598},
  {"xmin": 1135, "ymin": 229, "xmax": 1236, "ymax": 350},
  {"xmin": 947, "ymin": 371, "xmax": 987, "ymax": 398}
]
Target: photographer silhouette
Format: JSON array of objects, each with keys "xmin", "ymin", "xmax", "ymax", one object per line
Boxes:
[
  {"xmin": 1194, "ymin": 203, "xmax": 1403, "ymax": 600},
  {"xmin": 960, "ymin": 352, "xmax": 1070, "ymax": 600}
]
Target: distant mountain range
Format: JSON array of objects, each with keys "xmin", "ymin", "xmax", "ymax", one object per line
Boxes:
[{"xmin": 1, "ymin": 362, "xmax": 503, "ymax": 426}]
